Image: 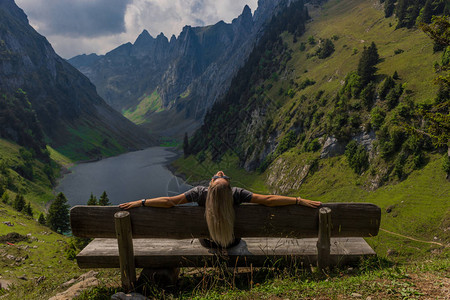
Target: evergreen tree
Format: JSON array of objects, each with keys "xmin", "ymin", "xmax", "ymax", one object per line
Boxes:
[
  {"xmin": 384, "ymin": 0, "xmax": 396, "ymax": 17},
  {"xmin": 380, "ymin": 76, "xmax": 396, "ymax": 99},
  {"xmin": 38, "ymin": 213, "xmax": 46, "ymax": 225},
  {"xmin": 367, "ymin": 42, "xmax": 380, "ymax": 66},
  {"xmin": 395, "ymin": 0, "xmax": 408, "ymax": 28},
  {"xmin": 24, "ymin": 202, "xmax": 33, "ymax": 217},
  {"xmin": 393, "ymin": 70, "xmax": 400, "ymax": 80},
  {"xmin": 357, "ymin": 42, "xmax": 380, "ymax": 85},
  {"xmin": 421, "ymin": 0, "xmax": 433, "ymax": 24},
  {"xmin": 183, "ymin": 132, "xmax": 190, "ymax": 158},
  {"xmin": 417, "ymin": 16, "xmax": 450, "ymax": 177},
  {"xmin": 87, "ymin": 193, "xmax": 97, "ymax": 205},
  {"xmin": 46, "ymin": 192, "xmax": 70, "ymax": 233},
  {"xmin": 98, "ymin": 191, "xmax": 111, "ymax": 206},
  {"xmin": 1, "ymin": 191, "xmax": 9, "ymax": 204},
  {"xmin": 13, "ymin": 194, "xmax": 25, "ymax": 212}
]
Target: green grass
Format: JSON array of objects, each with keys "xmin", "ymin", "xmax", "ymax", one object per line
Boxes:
[
  {"xmin": 123, "ymin": 90, "xmax": 163, "ymax": 125},
  {"xmin": 172, "ymin": 152, "xmax": 269, "ymax": 194},
  {"xmin": 54, "ymin": 121, "xmax": 127, "ymax": 161},
  {"xmin": 265, "ymin": 0, "xmax": 440, "ymax": 121},
  {"xmin": 0, "ymin": 139, "xmax": 55, "ymax": 209},
  {"xmin": 0, "ymin": 203, "xmax": 85, "ymax": 299},
  {"xmin": 47, "ymin": 145, "xmax": 74, "ymax": 168}
]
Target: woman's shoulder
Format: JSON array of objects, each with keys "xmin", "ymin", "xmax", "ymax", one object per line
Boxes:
[
  {"xmin": 232, "ymin": 187, "xmax": 253, "ymax": 204},
  {"xmin": 184, "ymin": 186, "xmax": 208, "ymax": 203}
]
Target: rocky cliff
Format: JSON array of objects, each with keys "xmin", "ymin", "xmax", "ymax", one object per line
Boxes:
[
  {"xmin": 0, "ymin": 0, "xmax": 154, "ymax": 157},
  {"xmin": 69, "ymin": 0, "xmax": 290, "ymax": 137}
]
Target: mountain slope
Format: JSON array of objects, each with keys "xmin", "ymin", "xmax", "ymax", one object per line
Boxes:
[
  {"xmin": 0, "ymin": 0, "xmax": 155, "ymax": 160},
  {"xmin": 68, "ymin": 0, "xmax": 291, "ymax": 137},
  {"xmin": 181, "ymin": 0, "xmax": 449, "ymax": 256}
]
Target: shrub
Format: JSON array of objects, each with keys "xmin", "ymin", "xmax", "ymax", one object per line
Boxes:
[
  {"xmin": 443, "ymin": 154, "xmax": 450, "ymax": 176},
  {"xmin": 299, "ymin": 42, "xmax": 306, "ymax": 51},
  {"xmin": 345, "ymin": 140, "xmax": 369, "ymax": 174},
  {"xmin": 306, "ymin": 138, "xmax": 321, "ymax": 152},
  {"xmin": 276, "ymin": 130, "xmax": 297, "ymax": 155},
  {"xmin": 370, "ymin": 107, "xmax": 386, "ymax": 129},
  {"xmin": 316, "ymin": 39, "xmax": 335, "ymax": 59}
]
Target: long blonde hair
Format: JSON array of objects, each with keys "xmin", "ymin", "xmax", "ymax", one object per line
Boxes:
[{"xmin": 205, "ymin": 181, "xmax": 235, "ymax": 247}]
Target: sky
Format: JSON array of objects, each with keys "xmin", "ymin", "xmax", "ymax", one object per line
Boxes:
[{"xmin": 15, "ymin": 0, "xmax": 258, "ymax": 59}]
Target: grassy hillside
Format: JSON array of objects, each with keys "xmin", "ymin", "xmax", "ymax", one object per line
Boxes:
[
  {"xmin": 173, "ymin": 0, "xmax": 449, "ymax": 288},
  {"xmin": 123, "ymin": 90, "xmax": 164, "ymax": 125}
]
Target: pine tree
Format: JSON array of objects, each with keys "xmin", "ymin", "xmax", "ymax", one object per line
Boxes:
[
  {"xmin": 13, "ymin": 194, "xmax": 25, "ymax": 212},
  {"xmin": 98, "ymin": 191, "xmax": 111, "ymax": 206},
  {"xmin": 87, "ymin": 193, "xmax": 97, "ymax": 205},
  {"xmin": 421, "ymin": 0, "xmax": 433, "ymax": 24},
  {"xmin": 395, "ymin": 0, "xmax": 408, "ymax": 28},
  {"xmin": 384, "ymin": 0, "xmax": 396, "ymax": 18},
  {"xmin": 357, "ymin": 42, "xmax": 380, "ymax": 85},
  {"xmin": 24, "ymin": 202, "xmax": 33, "ymax": 217},
  {"xmin": 393, "ymin": 70, "xmax": 400, "ymax": 80},
  {"xmin": 183, "ymin": 132, "xmax": 190, "ymax": 158},
  {"xmin": 1, "ymin": 191, "xmax": 9, "ymax": 204},
  {"xmin": 38, "ymin": 213, "xmax": 46, "ymax": 225},
  {"xmin": 46, "ymin": 192, "xmax": 70, "ymax": 233}
]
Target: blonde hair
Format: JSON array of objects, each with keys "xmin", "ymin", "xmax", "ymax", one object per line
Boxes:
[{"xmin": 205, "ymin": 181, "xmax": 235, "ymax": 247}]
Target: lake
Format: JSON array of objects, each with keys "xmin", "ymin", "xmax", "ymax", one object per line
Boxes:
[{"xmin": 55, "ymin": 147, "xmax": 192, "ymax": 207}]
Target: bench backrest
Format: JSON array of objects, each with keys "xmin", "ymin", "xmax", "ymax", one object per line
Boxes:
[{"xmin": 70, "ymin": 203, "xmax": 380, "ymax": 239}]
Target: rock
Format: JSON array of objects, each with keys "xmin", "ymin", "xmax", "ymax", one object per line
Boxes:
[
  {"xmin": 48, "ymin": 271, "xmax": 99, "ymax": 300},
  {"xmin": 386, "ymin": 249, "xmax": 398, "ymax": 256},
  {"xmin": 111, "ymin": 292, "xmax": 150, "ymax": 300},
  {"xmin": 35, "ymin": 276, "xmax": 45, "ymax": 284},
  {"xmin": 353, "ymin": 130, "xmax": 376, "ymax": 152},
  {"xmin": 320, "ymin": 136, "xmax": 346, "ymax": 158},
  {"xmin": 351, "ymin": 292, "xmax": 362, "ymax": 297}
]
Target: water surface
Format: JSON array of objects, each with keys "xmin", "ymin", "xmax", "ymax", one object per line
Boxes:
[{"xmin": 55, "ymin": 147, "xmax": 192, "ymax": 206}]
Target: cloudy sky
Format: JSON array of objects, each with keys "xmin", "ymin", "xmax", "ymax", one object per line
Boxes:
[{"xmin": 15, "ymin": 0, "xmax": 258, "ymax": 59}]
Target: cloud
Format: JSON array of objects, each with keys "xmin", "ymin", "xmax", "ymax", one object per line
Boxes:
[
  {"xmin": 15, "ymin": 0, "xmax": 258, "ymax": 58},
  {"xmin": 16, "ymin": 0, "xmax": 130, "ymax": 37}
]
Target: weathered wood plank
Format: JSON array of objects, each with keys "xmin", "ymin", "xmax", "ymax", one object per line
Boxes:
[
  {"xmin": 114, "ymin": 211, "xmax": 136, "ymax": 291},
  {"xmin": 317, "ymin": 207, "xmax": 331, "ymax": 270},
  {"xmin": 76, "ymin": 237, "xmax": 376, "ymax": 268},
  {"xmin": 70, "ymin": 203, "xmax": 380, "ymax": 239}
]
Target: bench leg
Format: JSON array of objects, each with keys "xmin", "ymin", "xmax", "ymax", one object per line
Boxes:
[
  {"xmin": 317, "ymin": 207, "xmax": 332, "ymax": 271},
  {"xmin": 115, "ymin": 211, "xmax": 136, "ymax": 291}
]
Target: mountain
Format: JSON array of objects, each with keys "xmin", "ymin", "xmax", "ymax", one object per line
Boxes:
[
  {"xmin": 0, "ymin": 0, "xmax": 154, "ymax": 160},
  {"xmin": 188, "ymin": 0, "xmax": 448, "ymax": 189},
  {"xmin": 68, "ymin": 0, "xmax": 292, "ymax": 137}
]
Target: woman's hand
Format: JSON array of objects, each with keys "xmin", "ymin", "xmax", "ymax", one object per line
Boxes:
[
  {"xmin": 119, "ymin": 200, "xmax": 143, "ymax": 210},
  {"xmin": 298, "ymin": 198, "xmax": 322, "ymax": 208}
]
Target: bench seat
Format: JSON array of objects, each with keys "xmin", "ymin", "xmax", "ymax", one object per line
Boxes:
[{"xmin": 77, "ymin": 237, "xmax": 376, "ymax": 268}]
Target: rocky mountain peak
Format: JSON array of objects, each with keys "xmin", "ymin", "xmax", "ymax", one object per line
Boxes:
[
  {"xmin": 155, "ymin": 32, "xmax": 168, "ymax": 43},
  {"xmin": 134, "ymin": 29, "xmax": 153, "ymax": 47},
  {"xmin": 0, "ymin": 0, "xmax": 28, "ymax": 24},
  {"xmin": 232, "ymin": 4, "xmax": 254, "ymax": 30}
]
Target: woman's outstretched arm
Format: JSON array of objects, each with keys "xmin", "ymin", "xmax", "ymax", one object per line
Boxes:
[
  {"xmin": 119, "ymin": 193, "xmax": 188, "ymax": 209},
  {"xmin": 250, "ymin": 193, "xmax": 321, "ymax": 208}
]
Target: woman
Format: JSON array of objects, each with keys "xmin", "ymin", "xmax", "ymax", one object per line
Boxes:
[{"xmin": 119, "ymin": 171, "xmax": 321, "ymax": 248}]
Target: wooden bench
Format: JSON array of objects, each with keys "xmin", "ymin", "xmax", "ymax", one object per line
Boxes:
[{"xmin": 70, "ymin": 203, "xmax": 381, "ymax": 290}]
